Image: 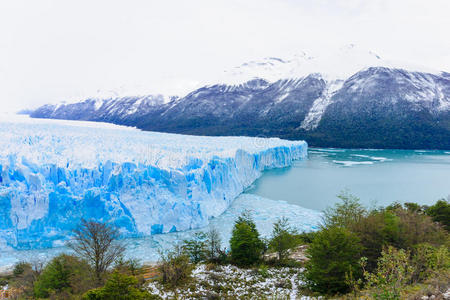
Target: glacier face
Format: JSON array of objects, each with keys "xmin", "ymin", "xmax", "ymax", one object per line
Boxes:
[
  {"xmin": 0, "ymin": 115, "xmax": 307, "ymax": 250},
  {"xmin": 0, "ymin": 194, "xmax": 322, "ymax": 271}
]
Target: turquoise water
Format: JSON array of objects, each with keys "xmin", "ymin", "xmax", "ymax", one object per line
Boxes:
[{"xmin": 246, "ymin": 148, "xmax": 450, "ymax": 211}]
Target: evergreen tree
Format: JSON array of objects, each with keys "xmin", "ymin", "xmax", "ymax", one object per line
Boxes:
[
  {"xmin": 304, "ymin": 226, "xmax": 363, "ymax": 295},
  {"xmin": 269, "ymin": 217, "xmax": 298, "ymax": 261},
  {"xmin": 230, "ymin": 211, "xmax": 264, "ymax": 266}
]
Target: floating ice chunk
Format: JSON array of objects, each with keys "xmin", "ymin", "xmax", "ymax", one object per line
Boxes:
[
  {"xmin": 351, "ymin": 154, "xmax": 391, "ymax": 162},
  {"xmin": 332, "ymin": 160, "xmax": 374, "ymax": 167}
]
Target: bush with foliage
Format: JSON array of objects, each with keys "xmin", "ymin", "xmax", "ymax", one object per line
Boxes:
[
  {"xmin": 410, "ymin": 243, "xmax": 450, "ymax": 283},
  {"xmin": 362, "ymin": 246, "xmax": 413, "ymax": 300},
  {"xmin": 322, "ymin": 191, "xmax": 366, "ymax": 228},
  {"xmin": 13, "ymin": 261, "xmax": 32, "ymax": 277},
  {"xmin": 230, "ymin": 211, "xmax": 265, "ymax": 266},
  {"xmin": 114, "ymin": 258, "xmax": 141, "ymax": 276},
  {"xmin": 182, "ymin": 232, "xmax": 208, "ymax": 263},
  {"xmin": 294, "ymin": 231, "xmax": 317, "ymax": 244},
  {"xmin": 304, "ymin": 226, "xmax": 363, "ymax": 295},
  {"xmin": 83, "ymin": 271, "xmax": 159, "ymax": 300},
  {"xmin": 158, "ymin": 245, "xmax": 194, "ymax": 287},
  {"xmin": 321, "ymin": 195, "xmax": 448, "ymax": 272},
  {"xmin": 269, "ymin": 217, "xmax": 299, "ymax": 261},
  {"xmin": 34, "ymin": 254, "xmax": 93, "ymax": 298},
  {"xmin": 360, "ymin": 243, "xmax": 450, "ymax": 300},
  {"xmin": 404, "ymin": 202, "xmax": 424, "ymax": 213},
  {"xmin": 425, "ymin": 199, "xmax": 450, "ymax": 231},
  {"xmin": 10, "ymin": 259, "xmax": 44, "ymax": 298},
  {"xmin": 349, "ymin": 209, "xmax": 400, "ymax": 271},
  {"xmin": 181, "ymin": 227, "xmax": 225, "ymax": 265}
]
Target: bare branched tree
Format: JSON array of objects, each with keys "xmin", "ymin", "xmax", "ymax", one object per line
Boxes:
[
  {"xmin": 10, "ymin": 259, "xmax": 44, "ymax": 298},
  {"xmin": 206, "ymin": 227, "xmax": 222, "ymax": 262},
  {"xmin": 67, "ymin": 219, "xmax": 125, "ymax": 284}
]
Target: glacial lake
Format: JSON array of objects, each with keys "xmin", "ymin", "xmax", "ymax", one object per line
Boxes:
[{"xmin": 246, "ymin": 148, "xmax": 450, "ymax": 211}]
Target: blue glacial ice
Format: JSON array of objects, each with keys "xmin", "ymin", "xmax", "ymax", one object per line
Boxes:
[
  {"xmin": 0, "ymin": 193, "xmax": 322, "ymax": 271},
  {"xmin": 122, "ymin": 193, "xmax": 322, "ymax": 263},
  {"xmin": 0, "ymin": 115, "xmax": 308, "ymax": 250}
]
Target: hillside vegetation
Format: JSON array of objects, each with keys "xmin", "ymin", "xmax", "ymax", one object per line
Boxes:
[{"xmin": 1, "ymin": 195, "xmax": 449, "ymax": 299}]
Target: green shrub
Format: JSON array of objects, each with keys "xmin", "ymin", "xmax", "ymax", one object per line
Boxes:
[
  {"xmin": 182, "ymin": 232, "xmax": 208, "ymax": 263},
  {"xmin": 257, "ymin": 264, "xmax": 270, "ymax": 278},
  {"xmin": 13, "ymin": 261, "xmax": 32, "ymax": 277},
  {"xmin": 350, "ymin": 209, "xmax": 400, "ymax": 271},
  {"xmin": 230, "ymin": 212, "xmax": 265, "ymax": 266},
  {"xmin": 411, "ymin": 243, "xmax": 450, "ymax": 282},
  {"xmin": 34, "ymin": 254, "xmax": 92, "ymax": 298},
  {"xmin": 304, "ymin": 226, "xmax": 363, "ymax": 295},
  {"xmin": 269, "ymin": 217, "xmax": 299, "ymax": 261},
  {"xmin": 363, "ymin": 246, "xmax": 414, "ymax": 300},
  {"xmin": 425, "ymin": 199, "xmax": 450, "ymax": 231},
  {"xmin": 294, "ymin": 231, "xmax": 317, "ymax": 244},
  {"xmin": 322, "ymin": 191, "xmax": 366, "ymax": 229},
  {"xmin": 114, "ymin": 258, "xmax": 141, "ymax": 276},
  {"xmin": 393, "ymin": 206, "xmax": 448, "ymax": 250},
  {"xmin": 9, "ymin": 260, "xmax": 43, "ymax": 298},
  {"xmin": 158, "ymin": 246, "xmax": 194, "ymax": 287},
  {"xmin": 327, "ymin": 194, "xmax": 448, "ymax": 272},
  {"xmin": 83, "ymin": 271, "xmax": 159, "ymax": 299},
  {"xmin": 361, "ymin": 243, "xmax": 450, "ymax": 300},
  {"xmin": 303, "ymin": 196, "xmax": 449, "ymax": 297},
  {"xmin": 404, "ymin": 202, "xmax": 424, "ymax": 213}
]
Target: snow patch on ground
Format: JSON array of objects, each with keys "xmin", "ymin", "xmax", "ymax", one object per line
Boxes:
[{"xmin": 146, "ymin": 263, "xmax": 312, "ymax": 299}]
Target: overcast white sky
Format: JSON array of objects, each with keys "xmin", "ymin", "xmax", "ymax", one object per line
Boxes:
[{"xmin": 0, "ymin": 0, "xmax": 449, "ymax": 113}]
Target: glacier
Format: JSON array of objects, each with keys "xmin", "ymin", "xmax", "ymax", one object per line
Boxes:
[
  {"xmin": 0, "ymin": 194, "xmax": 322, "ymax": 271},
  {"xmin": 0, "ymin": 115, "xmax": 307, "ymax": 250}
]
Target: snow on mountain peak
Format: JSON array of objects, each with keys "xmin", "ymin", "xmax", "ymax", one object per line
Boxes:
[{"xmin": 218, "ymin": 44, "xmax": 441, "ymax": 85}]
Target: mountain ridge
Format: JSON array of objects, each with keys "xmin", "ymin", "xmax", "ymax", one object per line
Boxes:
[{"xmin": 30, "ymin": 46, "xmax": 450, "ymax": 150}]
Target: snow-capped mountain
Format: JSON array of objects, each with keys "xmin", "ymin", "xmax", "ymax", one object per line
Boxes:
[
  {"xmin": 220, "ymin": 44, "xmax": 386, "ymax": 84},
  {"xmin": 32, "ymin": 94, "xmax": 178, "ymax": 126},
  {"xmin": 30, "ymin": 45, "xmax": 450, "ymax": 149}
]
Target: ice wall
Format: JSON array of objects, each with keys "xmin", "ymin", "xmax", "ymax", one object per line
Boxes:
[
  {"xmin": 0, "ymin": 116, "xmax": 307, "ymax": 250},
  {"xmin": 0, "ymin": 194, "xmax": 321, "ymax": 270}
]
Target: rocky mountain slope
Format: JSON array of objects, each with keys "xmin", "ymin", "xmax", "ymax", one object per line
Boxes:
[{"xmin": 30, "ymin": 46, "xmax": 450, "ymax": 149}]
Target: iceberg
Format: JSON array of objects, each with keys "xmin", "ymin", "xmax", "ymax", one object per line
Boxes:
[{"xmin": 0, "ymin": 115, "xmax": 307, "ymax": 250}]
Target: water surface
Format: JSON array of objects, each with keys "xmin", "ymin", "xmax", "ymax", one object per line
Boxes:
[{"xmin": 246, "ymin": 148, "xmax": 450, "ymax": 211}]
